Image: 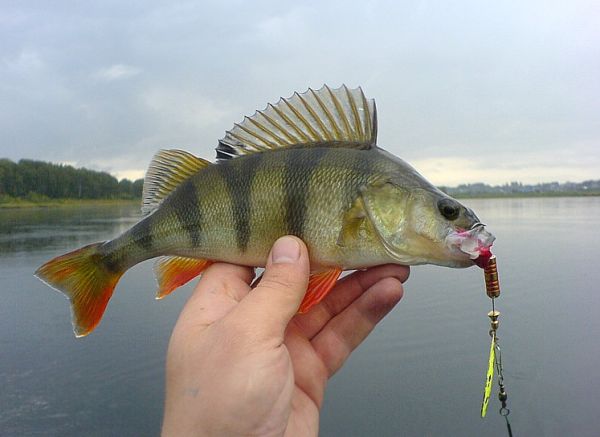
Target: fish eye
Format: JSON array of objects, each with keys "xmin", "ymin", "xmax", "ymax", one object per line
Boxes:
[{"xmin": 437, "ymin": 198, "xmax": 460, "ymax": 221}]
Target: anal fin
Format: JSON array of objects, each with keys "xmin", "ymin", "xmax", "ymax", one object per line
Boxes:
[
  {"xmin": 154, "ymin": 256, "xmax": 212, "ymax": 299},
  {"xmin": 299, "ymin": 268, "xmax": 342, "ymax": 313}
]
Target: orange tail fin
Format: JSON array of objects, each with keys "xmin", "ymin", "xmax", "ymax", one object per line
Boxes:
[
  {"xmin": 154, "ymin": 256, "xmax": 212, "ymax": 299},
  {"xmin": 299, "ymin": 268, "xmax": 342, "ymax": 313},
  {"xmin": 35, "ymin": 242, "xmax": 123, "ymax": 337}
]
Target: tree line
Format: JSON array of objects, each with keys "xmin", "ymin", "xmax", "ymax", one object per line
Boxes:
[
  {"xmin": 0, "ymin": 158, "xmax": 143, "ymax": 200},
  {"xmin": 443, "ymin": 179, "xmax": 600, "ymax": 196}
]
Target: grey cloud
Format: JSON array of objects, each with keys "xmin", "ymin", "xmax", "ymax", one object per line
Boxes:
[
  {"xmin": 1, "ymin": 0, "xmax": 598, "ymax": 183},
  {"xmin": 93, "ymin": 64, "xmax": 141, "ymax": 81}
]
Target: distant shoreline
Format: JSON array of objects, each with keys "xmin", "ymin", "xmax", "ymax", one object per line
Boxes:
[
  {"xmin": 0, "ymin": 198, "xmax": 141, "ymax": 209},
  {"xmin": 451, "ymin": 191, "xmax": 600, "ymax": 199},
  {"xmin": 1, "ymin": 191, "xmax": 599, "ymax": 209}
]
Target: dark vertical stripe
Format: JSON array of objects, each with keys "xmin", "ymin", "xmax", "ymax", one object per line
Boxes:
[
  {"xmin": 132, "ymin": 215, "xmax": 154, "ymax": 251},
  {"xmin": 171, "ymin": 178, "xmax": 203, "ymax": 247},
  {"xmin": 334, "ymin": 148, "xmax": 374, "ymax": 219},
  {"xmin": 284, "ymin": 147, "xmax": 328, "ymax": 239},
  {"xmin": 102, "ymin": 248, "xmax": 123, "ymax": 274},
  {"xmin": 216, "ymin": 153, "xmax": 263, "ymax": 252}
]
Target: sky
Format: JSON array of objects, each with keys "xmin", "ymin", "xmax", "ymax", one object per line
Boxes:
[{"xmin": 1, "ymin": 0, "xmax": 599, "ymax": 186}]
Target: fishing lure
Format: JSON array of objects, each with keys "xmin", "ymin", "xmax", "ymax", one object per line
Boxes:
[{"xmin": 480, "ymin": 256, "xmax": 513, "ymax": 436}]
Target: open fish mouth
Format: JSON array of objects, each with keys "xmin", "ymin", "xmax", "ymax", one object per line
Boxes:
[{"xmin": 445, "ymin": 223, "xmax": 495, "ymax": 268}]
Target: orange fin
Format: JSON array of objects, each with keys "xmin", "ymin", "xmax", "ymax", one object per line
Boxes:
[
  {"xmin": 299, "ymin": 268, "xmax": 342, "ymax": 313},
  {"xmin": 154, "ymin": 256, "xmax": 212, "ymax": 299},
  {"xmin": 35, "ymin": 242, "xmax": 123, "ymax": 337}
]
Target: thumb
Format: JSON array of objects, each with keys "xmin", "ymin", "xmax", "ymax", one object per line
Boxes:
[{"xmin": 236, "ymin": 236, "xmax": 309, "ymax": 339}]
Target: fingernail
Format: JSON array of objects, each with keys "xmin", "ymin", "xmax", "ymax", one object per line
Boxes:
[{"xmin": 272, "ymin": 236, "xmax": 300, "ymax": 264}]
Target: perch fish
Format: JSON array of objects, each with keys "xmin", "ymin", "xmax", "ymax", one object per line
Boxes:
[{"xmin": 36, "ymin": 85, "xmax": 495, "ymax": 337}]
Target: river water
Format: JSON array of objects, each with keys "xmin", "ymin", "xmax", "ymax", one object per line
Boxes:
[{"xmin": 1, "ymin": 198, "xmax": 599, "ymax": 436}]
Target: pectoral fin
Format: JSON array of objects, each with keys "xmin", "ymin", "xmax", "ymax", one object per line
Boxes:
[
  {"xmin": 299, "ymin": 268, "xmax": 342, "ymax": 313},
  {"xmin": 337, "ymin": 195, "xmax": 368, "ymax": 248},
  {"xmin": 154, "ymin": 256, "xmax": 212, "ymax": 299}
]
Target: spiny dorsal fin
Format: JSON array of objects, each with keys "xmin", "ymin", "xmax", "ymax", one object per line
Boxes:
[
  {"xmin": 216, "ymin": 84, "xmax": 377, "ymax": 160},
  {"xmin": 142, "ymin": 149, "xmax": 210, "ymax": 216}
]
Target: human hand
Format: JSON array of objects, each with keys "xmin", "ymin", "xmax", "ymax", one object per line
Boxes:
[{"xmin": 162, "ymin": 236, "xmax": 409, "ymax": 436}]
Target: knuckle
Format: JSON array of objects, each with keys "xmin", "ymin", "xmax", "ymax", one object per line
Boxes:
[{"xmin": 260, "ymin": 276, "xmax": 297, "ymax": 293}]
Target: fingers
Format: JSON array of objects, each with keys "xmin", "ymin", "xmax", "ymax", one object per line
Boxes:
[
  {"xmin": 293, "ymin": 264, "xmax": 409, "ymax": 340},
  {"xmin": 198, "ymin": 263, "xmax": 255, "ymax": 302},
  {"xmin": 283, "ymin": 326, "xmax": 329, "ymax": 408},
  {"xmin": 310, "ymin": 276, "xmax": 404, "ymax": 377},
  {"xmin": 234, "ymin": 236, "xmax": 310, "ymax": 340},
  {"xmin": 174, "ymin": 263, "xmax": 255, "ymax": 331}
]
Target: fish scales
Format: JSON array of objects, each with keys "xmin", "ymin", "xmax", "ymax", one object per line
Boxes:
[
  {"xmin": 243, "ymin": 147, "xmax": 385, "ymax": 267},
  {"xmin": 115, "ymin": 147, "xmax": 381, "ymax": 269},
  {"xmin": 172, "ymin": 179, "xmax": 203, "ymax": 248},
  {"xmin": 125, "ymin": 147, "xmax": 386, "ymax": 268},
  {"xmin": 215, "ymin": 150, "xmax": 262, "ymax": 252},
  {"xmin": 99, "ymin": 148, "xmax": 347, "ymax": 269},
  {"xmin": 283, "ymin": 147, "xmax": 328, "ymax": 240}
]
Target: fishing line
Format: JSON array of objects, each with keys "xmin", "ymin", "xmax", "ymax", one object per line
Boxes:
[{"xmin": 480, "ymin": 256, "xmax": 513, "ymax": 436}]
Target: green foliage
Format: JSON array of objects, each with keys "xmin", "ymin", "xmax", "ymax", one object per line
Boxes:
[{"xmin": 0, "ymin": 158, "xmax": 143, "ymax": 200}]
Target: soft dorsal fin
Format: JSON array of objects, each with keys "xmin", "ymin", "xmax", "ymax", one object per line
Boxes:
[
  {"xmin": 216, "ymin": 84, "xmax": 377, "ymax": 160},
  {"xmin": 142, "ymin": 149, "xmax": 210, "ymax": 216}
]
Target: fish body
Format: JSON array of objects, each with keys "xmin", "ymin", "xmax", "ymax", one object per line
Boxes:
[
  {"xmin": 36, "ymin": 85, "xmax": 495, "ymax": 337},
  {"xmin": 105, "ymin": 146, "xmax": 448, "ymax": 271}
]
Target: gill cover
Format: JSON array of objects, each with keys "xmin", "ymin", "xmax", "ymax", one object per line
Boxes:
[
  {"xmin": 338, "ymin": 178, "xmax": 417, "ymax": 261},
  {"xmin": 357, "ymin": 180, "xmax": 417, "ymax": 262}
]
